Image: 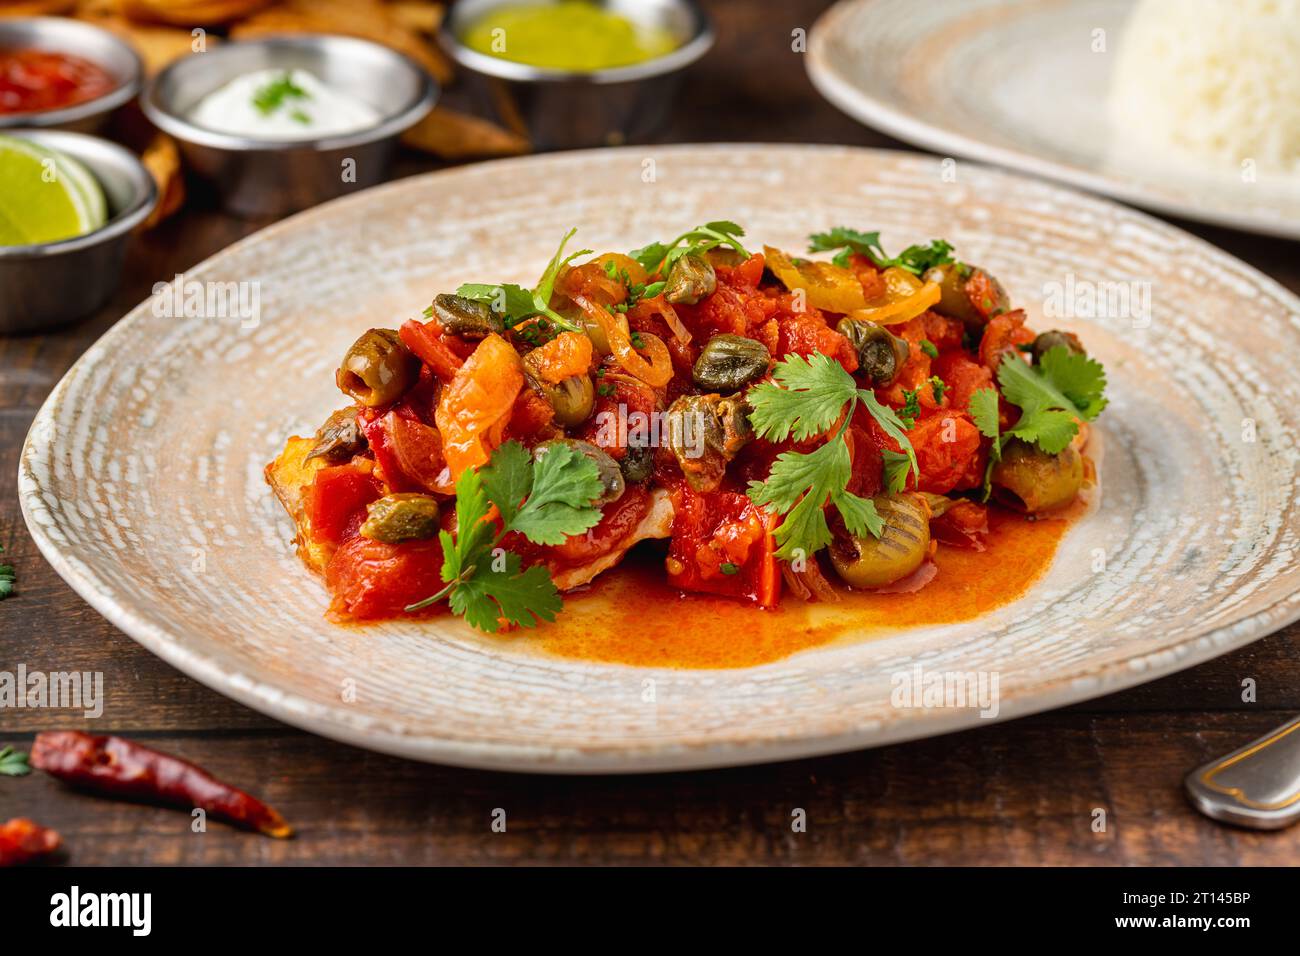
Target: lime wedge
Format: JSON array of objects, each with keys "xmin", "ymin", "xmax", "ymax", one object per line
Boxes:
[{"xmin": 0, "ymin": 135, "xmax": 108, "ymax": 246}]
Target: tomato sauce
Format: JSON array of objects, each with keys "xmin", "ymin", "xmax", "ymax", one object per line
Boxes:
[
  {"xmin": 532, "ymin": 508, "xmax": 1074, "ymax": 668},
  {"xmin": 0, "ymin": 49, "xmax": 116, "ymax": 115}
]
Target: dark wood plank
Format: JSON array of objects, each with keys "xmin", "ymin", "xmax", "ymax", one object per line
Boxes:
[
  {"xmin": 2, "ymin": 0, "xmax": 1300, "ymax": 866},
  {"xmin": 6, "ymin": 709, "xmax": 1297, "ymax": 866}
]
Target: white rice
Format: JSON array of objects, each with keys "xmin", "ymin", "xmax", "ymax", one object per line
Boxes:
[{"xmin": 1109, "ymin": 0, "xmax": 1300, "ymax": 176}]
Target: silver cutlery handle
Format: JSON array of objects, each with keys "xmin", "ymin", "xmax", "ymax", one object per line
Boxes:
[{"xmin": 1186, "ymin": 715, "xmax": 1300, "ymax": 829}]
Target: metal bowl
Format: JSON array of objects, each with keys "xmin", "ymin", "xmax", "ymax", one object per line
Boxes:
[
  {"xmin": 0, "ymin": 18, "xmax": 143, "ymax": 132},
  {"xmin": 440, "ymin": 0, "xmax": 714, "ymax": 150},
  {"xmin": 0, "ymin": 129, "xmax": 158, "ymax": 333},
  {"xmin": 141, "ymin": 35, "xmax": 437, "ymax": 218}
]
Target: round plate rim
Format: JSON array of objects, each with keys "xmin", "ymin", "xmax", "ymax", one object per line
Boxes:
[
  {"xmin": 804, "ymin": 0, "xmax": 1300, "ymax": 241},
  {"xmin": 18, "ymin": 142, "xmax": 1300, "ymax": 774}
]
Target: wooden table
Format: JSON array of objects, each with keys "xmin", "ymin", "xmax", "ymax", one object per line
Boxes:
[{"xmin": 2, "ymin": 0, "xmax": 1297, "ymax": 866}]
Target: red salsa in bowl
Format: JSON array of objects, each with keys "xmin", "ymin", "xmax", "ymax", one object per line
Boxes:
[{"xmin": 0, "ymin": 48, "xmax": 117, "ymax": 115}]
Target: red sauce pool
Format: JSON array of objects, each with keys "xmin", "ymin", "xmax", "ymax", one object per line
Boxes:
[
  {"xmin": 532, "ymin": 508, "xmax": 1075, "ymax": 668},
  {"xmin": 0, "ymin": 48, "xmax": 117, "ymax": 115}
]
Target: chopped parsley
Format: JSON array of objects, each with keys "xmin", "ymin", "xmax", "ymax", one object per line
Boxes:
[
  {"xmin": 898, "ymin": 389, "xmax": 920, "ymax": 427},
  {"xmin": 404, "ymin": 440, "xmax": 604, "ymax": 631},
  {"xmin": 251, "ymin": 71, "xmax": 310, "ymax": 116},
  {"xmin": 919, "ymin": 338, "xmax": 939, "ymax": 359},
  {"xmin": 929, "ymin": 375, "xmax": 947, "ymax": 402},
  {"xmin": 807, "ymin": 227, "xmax": 957, "ymax": 275},
  {"xmin": 719, "ymin": 562, "xmax": 740, "ymax": 576},
  {"xmin": 746, "ymin": 353, "xmax": 918, "ymax": 560}
]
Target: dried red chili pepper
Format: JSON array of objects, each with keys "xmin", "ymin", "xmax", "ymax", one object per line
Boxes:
[
  {"xmin": 0, "ymin": 817, "xmax": 62, "ymax": 866},
  {"xmin": 30, "ymin": 731, "xmax": 292, "ymax": 839}
]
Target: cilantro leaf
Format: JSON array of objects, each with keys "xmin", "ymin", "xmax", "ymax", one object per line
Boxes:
[
  {"xmin": 882, "ymin": 449, "xmax": 912, "ymax": 494},
  {"xmin": 747, "ymin": 353, "xmax": 857, "ymax": 443},
  {"xmin": 630, "ymin": 222, "xmax": 749, "ymax": 275},
  {"xmin": 968, "ymin": 387, "xmax": 1001, "ymax": 443},
  {"xmin": 858, "ymin": 388, "xmax": 918, "ymax": 481},
  {"xmin": 0, "ymin": 544, "xmax": 12, "ymax": 600},
  {"xmin": 807, "ymin": 228, "xmax": 957, "ymax": 275},
  {"xmin": 0, "ymin": 745, "xmax": 29, "ymax": 776},
  {"xmin": 449, "ymin": 552, "xmax": 561, "ymax": 633},
  {"xmin": 454, "ymin": 283, "xmax": 538, "ymax": 324},
  {"xmin": 807, "ymin": 226, "xmax": 888, "ymax": 269},
  {"xmin": 451, "ymin": 229, "xmax": 590, "ymax": 334},
  {"xmin": 997, "ymin": 347, "xmax": 1107, "ymax": 455},
  {"xmin": 746, "ymin": 354, "xmax": 914, "ymax": 559},
  {"xmin": 406, "ymin": 440, "xmax": 603, "ymax": 627},
  {"xmin": 506, "ymin": 442, "xmax": 604, "ymax": 546}
]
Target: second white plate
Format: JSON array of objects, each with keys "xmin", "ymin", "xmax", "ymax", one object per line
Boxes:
[{"xmin": 807, "ymin": 0, "xmax": 1300, "ymax": 239}]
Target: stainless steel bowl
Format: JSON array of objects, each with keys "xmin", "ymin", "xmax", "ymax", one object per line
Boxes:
[
  {"xmin": 141, "ymin": 35, "xmax": 437, "ymax": 219},
  {"xmin": 0, "ymin": 18, "xmax": 143, "ymax": 132},
  {"xmin": 440, "ymin": 0, "xmax": 714, "ymax": 150},
  {"xmin": 0, "ymin": 129, "xmax": 157, "ymax": 334}
]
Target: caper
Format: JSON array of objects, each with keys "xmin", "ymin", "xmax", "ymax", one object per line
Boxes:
[
  {"xmin": 692, "ymin": 334, "xmax": 771, "ymax": 392},
  {"xmin": 665, "ymin": 393, "xmax": 754, "ymax": 492},
  {"xmin": 431, "ymin": 293, "xmax": 503, "ymax": 339},
  {"xmin": 663, "ymin": 254, "xmax": 717, "ymax": 305},
  {"xmin": 526, "ymin": 372, "xmax": 595, "ymax": 427},
  {"xmin": 923, "ymin": 263, "xmax": 1009, "ymax": 330},
  {"xmin": 533, "ymin": 438, "xmax": 624, "ymax": 506},
  {"xmin": 359, "ymin": 493, "xmax": 441, "ymax": 543},
  {"xmin": 828, "ymin": 494, "xmax": 929, "ymax": 588},
  {"xmin": 990, "ymin": 439, "xmax": 1083, "ymax": 513},
  {"xmin": 620, "ymin": 444, "xmax": 653, "ymax": 484},
  {"xmin": 1030, "ymin": 330, "xmax": 1085, "ymax": 364},
  {"xmin": 836, "ymin": 317, "xmax": 909, "ymax": 385},
  {"xmin": 336, "ymin": 328, "xmax": 419, "ymax": 407},
  {"xmin": 305, "ymin": 405, "xmax": 367, "ymax": 464}
]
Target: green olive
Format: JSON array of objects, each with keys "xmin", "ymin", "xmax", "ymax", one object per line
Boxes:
[
  {"xmin": 828, "ymin": 494, "xmax": 929, "ymax": 588},
  {"xmin": 666, "ymin": 393, "xmax": 753, "ymax": 492},
  {"xmin": 663, "ymin": 254, "xmax": 717, "ymax": 305},
  {"xmin": 305, "ymin": 405, "xmax": 366, "ymax": 464},
  {"xmin": 527, "ymin": 372, "xmax": 595, "ymax": 427},
  {"xmin": 336, "ymin": 328, "xmax": 419, "ymax": 407},
  {"xmin": 990, "ymin": 439, "xmax": 1083, "ymax": 513},
  {"xmin": 533, "ymin": 438, "xmax": 624, "ymax": 506},
  {"xmin": 692, "ymin": 334, "xmax": 771, "ymax": 392},
  {"xmin": 360, "ymin": 493, "xmax": 441, "ymax": 543},
  {"xmin": 923, "ymin": 263, "xmax": 1009, "ymax": 331},
  {"xmin": 431, "ymin": 293, "xmax": 503, "ymax": 339},
  {"xmin": 836, "ymin": 318, "xmax": 910, "ymax": 385},
  {"xmin": 1030, "ymin": 330, "xmax": 1085, "ymax": 364},
  {"xmin": 619, "ymin": 445, "xmax": 653, "ymax": 484}
]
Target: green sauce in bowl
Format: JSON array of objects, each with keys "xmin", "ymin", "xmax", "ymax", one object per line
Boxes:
[{"xmin": 462, "ymin": 1, "xmax": 680, "ymax": 71}]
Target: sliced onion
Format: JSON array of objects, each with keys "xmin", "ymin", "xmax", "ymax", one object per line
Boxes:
[
  {"xmin": 634, "ymin": 296, "xmax": 692, "ymax": 345},
  {"xmin": 573, "ymin": 293, "xmax": 674, "ymax": 388}
]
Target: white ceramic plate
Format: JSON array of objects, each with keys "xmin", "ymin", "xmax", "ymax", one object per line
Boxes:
[
  {"xmin": 807, "ymin": 0, "xmax": 1300, "ymax": 239},
  {"xmin": 19, "ymin": 145, "xmax": 1300, "ymax": 772}
]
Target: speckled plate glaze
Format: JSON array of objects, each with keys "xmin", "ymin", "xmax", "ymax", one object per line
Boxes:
[
  {"xmin": 807, "ymin": 0, "xmax": 1300, "ymax": 239},
  {"xmin": 19, "ymin": 145, "xmax": 1300, "ymax": 773}
]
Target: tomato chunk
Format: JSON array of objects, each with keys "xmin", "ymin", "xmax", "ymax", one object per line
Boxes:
[
  {"xmin": 667, "ymin": 487, "xmax": 779, "ymax": 606},
  {"xmin": 305, "ymin": 463, "xmax": 382, "ymax": 547},
  {"xmin": 325, "ymin": 536, "xmax": 446, "ymax": 621}
]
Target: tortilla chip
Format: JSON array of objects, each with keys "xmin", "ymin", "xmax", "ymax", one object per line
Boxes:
[
  {"xmin": 385, "ymin": 0, "xmax": 442, "ymax": 35},
  {"xmin": 141, "ymin": 133, "xmax": 185, "ymax": 228},
  {"xmin": 231, "ymin": 1, "xmax": 453, "ymax": 86},
  {"xmin": 120, "ymin": 0, "xmax": 274, "ymax": 26},
  {"xmin": 401, "ymin": 106, "xmax": 530, "ymax": 160},
  {"xmin": 0, "ymin": 0, "xmax": 77, "ymax": 15},
  {"xmin": 76, "ymin": 12, "xmax": 217, "ymax": 75}
]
